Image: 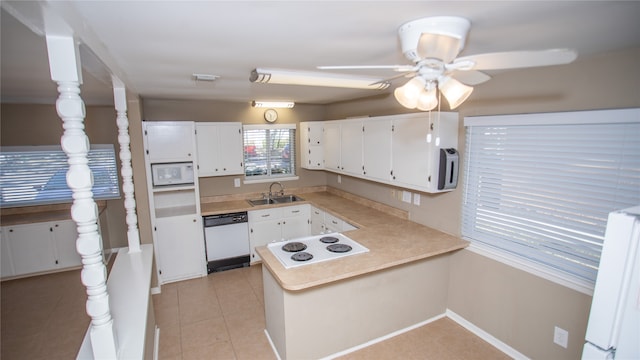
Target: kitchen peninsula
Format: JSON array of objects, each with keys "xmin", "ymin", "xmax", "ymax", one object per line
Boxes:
[{"xmin": 202, "ymin": 188, "xmax": 468, "ymax": 359}]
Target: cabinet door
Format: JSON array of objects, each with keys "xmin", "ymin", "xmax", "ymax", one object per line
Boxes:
[
  {"xmin": 363, "ymin": 118, "xmax": 393, "ymax": 182},
  {"xmin": 310, "ymin": 206, "xmax": 325, "ymax": 235},
  {"xmin": 324, "ymin": 213, "xmax": 345, "ymax": 233},
  {"xmin": 301, "ymin": 122, "xmax": 324, "ymax": 170},
  {"xmin": 281, "ymin": 205, "xmax": 310, "ymax": 240},
  {"xmin": 145, "ymin": 121, "xmax": 194, "ymax": 162},
  {"xmin": 155, "ymin": 215, "xmax": 206, "ymax": 283},
  {"xmin": 5, "ymin": 223, "xmax": 57, "ymax": 275},
  {"xmin": 216, "ymin": 123, "xmax": 244, "ymax": 175},
  {"xmin": 195, "ymin": 123, "xmax": 220, "ymax": 177},
  {"xmin": 391, "ymin": 115, "xmax": 431, "ymax": 190},
  {"xmin": 1, "ymin": 228, "xmax": 15, "ymax": 277},
  {"xmin": 323, "ymin": 121, "xmax": 341, "ymax": 172},
  {"xmin": 53, "ymin": 220, "xmax": 81, "ymax": 268},
  {"xmin": 249, "ymin": 218, "xmax": 282, "ymax": 262},
  {"xmin": 340, "ymin": 120, "xmax": 364, "ymax": 176}
]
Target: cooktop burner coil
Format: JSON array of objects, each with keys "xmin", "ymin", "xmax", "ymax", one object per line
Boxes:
[
  {"xmin": 326, "ymin": 243, "xmax": 352, "ymax": 253},
  {"xmin": 282, "ymin": 242, "xmax": 307, "ymax": 252},
  {"xmin": 319, "ymin": 236, "xmax": 339, "ymax": 244},
  {"xmin": 291, "ymin": 252, "xmax": 314, "ymax": 262}
]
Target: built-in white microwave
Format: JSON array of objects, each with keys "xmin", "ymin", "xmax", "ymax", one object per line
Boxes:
[{"xmin": 151, "ymin": 162, "xmax": 194, "ymax": 186}]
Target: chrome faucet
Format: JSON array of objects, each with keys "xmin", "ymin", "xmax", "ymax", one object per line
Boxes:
[{"xmin": 268, "ymin": 182, "xmax": 284, "ymax": 199}]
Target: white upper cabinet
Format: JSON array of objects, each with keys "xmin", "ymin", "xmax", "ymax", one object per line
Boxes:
[
  {"xmin": 363, "ymin": 117, "xmax": 393, "ymax": 183},
  {"xmin": 144, "ymin": 121, "xmax": 195, "ymax": 163},
  {"xmin": 300, "ymin": 122, "xmax": 324, "ymax": 169},
  {"xmin": 196, "ymin": 122, "xmax": 244, "ymax": 177},
  {"xmin": 391, "ymin": 112, "xmax": 458, "ymax": 192},
  {"xmin": 323, "ymin": 121, "xmax": 341, "ymax": 172},
  {"xmin": 339, "ymin": 119, "xmax": 364, "ymax": 177}
]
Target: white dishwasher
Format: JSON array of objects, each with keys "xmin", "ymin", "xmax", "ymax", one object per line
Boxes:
[{"xmin": 203, "ymin": 212, "xmax": 250, "ymax": 273}]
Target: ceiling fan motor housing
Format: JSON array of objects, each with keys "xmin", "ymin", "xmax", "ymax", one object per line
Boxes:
[{"xmin": 398, "ymin": 16, "xmax": 471, "ymax": 63}]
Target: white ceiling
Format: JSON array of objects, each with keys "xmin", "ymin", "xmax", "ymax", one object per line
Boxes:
[{"xmin": 2, "ymin": 1, "xmax": 640, "ymax": 106}]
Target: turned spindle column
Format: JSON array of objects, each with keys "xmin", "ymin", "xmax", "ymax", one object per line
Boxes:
[{"xmin": 113, "ymin": 84, "xmax": 141, "ymax": 253}]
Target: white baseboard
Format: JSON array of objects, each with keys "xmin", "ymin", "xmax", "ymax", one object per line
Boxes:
[
  {"xmin": 322, "ymin": 313, "xmax": 447, "ymax": 360},
  {"xmin": 446, "ymin": 309, "xmax": 529, "ymax": 360}
]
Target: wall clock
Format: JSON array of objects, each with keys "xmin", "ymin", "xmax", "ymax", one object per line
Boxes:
[{"xmin": 264, "ymin": 109, "xmax": 278, "ymax": 123}]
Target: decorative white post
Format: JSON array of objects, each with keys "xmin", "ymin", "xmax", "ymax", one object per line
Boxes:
[
  {"xmin": 112, "ymin": 79, "xmax": 141, "ymax": 253},
  {"xmin": 46, "ymin": 35, "xmax": 118, "ymax": 358}
]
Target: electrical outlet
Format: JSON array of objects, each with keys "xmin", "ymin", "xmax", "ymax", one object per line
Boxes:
[
  {"xmin": 554, "ymin": 326, "xmax": 568, "ymax": 348},
  {"xmin": 391, "ymin": 189, "xmax": 396, "ymax": 198},
  {"xmin": 234, "ymin": 178, "xmax": 240, "ymax": 187},
  {"xmin": 413, "ymin": 193, "xmax": 421, "ymax": 206},
  {"xmin": 337, "ymin": 175, "xmax": 342, "ymax": 184},
  {"xmin": 402, "ymin": 191, "xmax": 412, "ymax": 203}
]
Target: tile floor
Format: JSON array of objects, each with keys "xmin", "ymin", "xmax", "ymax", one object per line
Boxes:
[{"xmin": 2, "ymin": 264, "xmax": 510, "ymax": 360}]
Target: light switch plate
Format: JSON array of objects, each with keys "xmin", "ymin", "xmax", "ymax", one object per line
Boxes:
[
  {"xmin": 413, "ymin": 193, "xmax": 421, "ymax": 206},
  {"xmin": 234, "ymin": 178, "xmax": 240, "ymax": 187}
]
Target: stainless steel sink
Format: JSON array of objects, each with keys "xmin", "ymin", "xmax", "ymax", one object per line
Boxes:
[
  {"xmin": 247, "ymin": 198, "xmax": 275, "ymax": 206},
  {"xmin": 272, "ymin": 195, "xmax": 304, "ymax": 203},
  {"xmin": 247, "ymin": 195, "xmax": 304, "ymax": 206}
]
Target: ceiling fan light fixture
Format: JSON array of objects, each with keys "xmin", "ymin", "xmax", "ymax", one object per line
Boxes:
[
  {"xmin": 416, "ymin": 86, "xmax": 438, "ymax": 111},
  {"xmin": 438, "ymin": 76, "xmax": 473, "ymax": 109},
  {"xmin": 394, "ymin": 76, "xmax": 427, "ymax": 109},
  {"xmin": 250, "ymin": 68, "xmax": 390, "ymax": 90},
  {"xmin": 399, "ymin": 16, "xmax": 470, "ymax": 62}
]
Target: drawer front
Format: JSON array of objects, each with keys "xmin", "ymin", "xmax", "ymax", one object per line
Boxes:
[
  {"xmin": 249, "ymin": 208, "xmax": 282, "ymax": 222},
  {"xmin": 282, "ymin": 204, "xmax": 310, "ymax": 218}
]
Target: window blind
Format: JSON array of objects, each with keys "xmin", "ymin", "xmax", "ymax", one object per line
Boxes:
[
  {"xmin": 0, "ymin": 145, "xmax": 121, "ymax": 207},
  {"xmin": 243, "ymin": 124, "xmax": 296, "ymax": 180},
  {"xmin": 462, "ymin": 109, "xmax": 640, "ymax": 286}
]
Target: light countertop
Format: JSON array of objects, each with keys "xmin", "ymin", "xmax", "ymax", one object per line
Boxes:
[{"xmin": 201, "ymin": 189, "xmax": 469, "ymax": 291}]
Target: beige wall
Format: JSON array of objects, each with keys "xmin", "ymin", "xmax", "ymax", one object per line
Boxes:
[{"xmin": 0, "ymin": 103, "xmax": 128, "ymax": 250}]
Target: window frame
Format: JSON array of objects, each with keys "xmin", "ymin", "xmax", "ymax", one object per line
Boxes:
[
  {"xmin": 462, "ymin": 109, "xmax": 640, "ymax": 295},
  {"xmin": 242, "ymin": 124, "xmax": 298, "ymax": 184}
]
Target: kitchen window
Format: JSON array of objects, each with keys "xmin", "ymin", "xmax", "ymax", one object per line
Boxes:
[
  {"xmin": 243, "ymin": 124, "xmax": 297, "ymax": 182},
  {"xmin": 0, "ymin": 145, "xmax": 121, "ymax": 208},
  {"xmin": 462, "ymin": 109, "xmax": 640, "ymax": 293}
]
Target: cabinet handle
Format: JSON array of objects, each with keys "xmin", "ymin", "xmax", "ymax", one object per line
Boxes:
[
  {"xmin": 193, "ymin": 219, "xmax": 197, "ymax": 222},
  {"xmin": 261, "ymin": 214, "xmax": 270, "ymax": 218},
  {"xmin": 282, "ymin": 221, "xmax": 286, "ymax": 224},
  {"xmin": 55, "ymin": 260, "xmax": 59, "ymax": 265},
  {"xmin": 332, "ymin": 220, "xmax": 338, "ymax": 225},
  {"xmin": 50, "ymin": 227, "xmax": 53, "ymax": 232},
  {"xmin": 292, "ymin": 210, "xmax": 300, "ymax": 213}
]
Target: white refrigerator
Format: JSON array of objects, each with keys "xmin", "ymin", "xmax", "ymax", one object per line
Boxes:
[{"xmin": 583, "ymin": 206, "xmax": 640, "ymax": 359}]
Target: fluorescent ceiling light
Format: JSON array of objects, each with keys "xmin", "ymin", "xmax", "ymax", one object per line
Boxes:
[
  {"xmin": 250, "ymin": 68, "xmax": 390, "ymax": 90},
  {"xmin": 251, "ymin": 101, "xmax": 295, "ymax": 108}
]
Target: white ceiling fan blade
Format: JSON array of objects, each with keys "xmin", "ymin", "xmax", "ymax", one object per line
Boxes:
[
  {"xmin": 451, "ymin": 70, "xmax": 491, "ymax": 85},
  {"xmin": 455, "ymin": 49, "xmax": 578, "ymax": 71},
  {"xmin": 318, "ymin": 65, "xmax": 417, "ymax": 72}
]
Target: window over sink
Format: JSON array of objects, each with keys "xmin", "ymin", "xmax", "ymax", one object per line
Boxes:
[{"xmin": 243, "ymin": 124, "xmax": 297, "ymax": 182}]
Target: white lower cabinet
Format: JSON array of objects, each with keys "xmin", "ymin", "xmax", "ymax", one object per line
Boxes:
[
  {"xmin": 1, "ymin": 220, "xmax": 81, "ymax": 278},
  {"xmin": 310, "ymin": 206, "xmax": 325, "ymax": 235},
  {"xmin": 154, "ymin": 215, "xmax": 206, "ymax": 283},
  {"xmin": 248, "ymin": 204, "xmax": 310, "ymax": 263},
  {"xmin": 309, "ymin": 206, "xmax": 357, "ymax": 235}
]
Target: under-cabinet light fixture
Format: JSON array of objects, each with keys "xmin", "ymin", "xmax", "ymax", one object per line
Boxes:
[
  {"xmin": 251, "ymin": 101, "xmax": 295, "ymax": 108},
  {"xmin": 250, "ymin": 68, "xmax": 390, "ymax": 90},
  {"xmin": 192, "ymin": 73, "xmax": 219, "ymax": 82}
]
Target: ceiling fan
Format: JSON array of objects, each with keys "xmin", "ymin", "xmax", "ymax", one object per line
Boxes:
[{"xmin": 317, "ymin": 16, "xmax": 578, "ymax": 110}]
